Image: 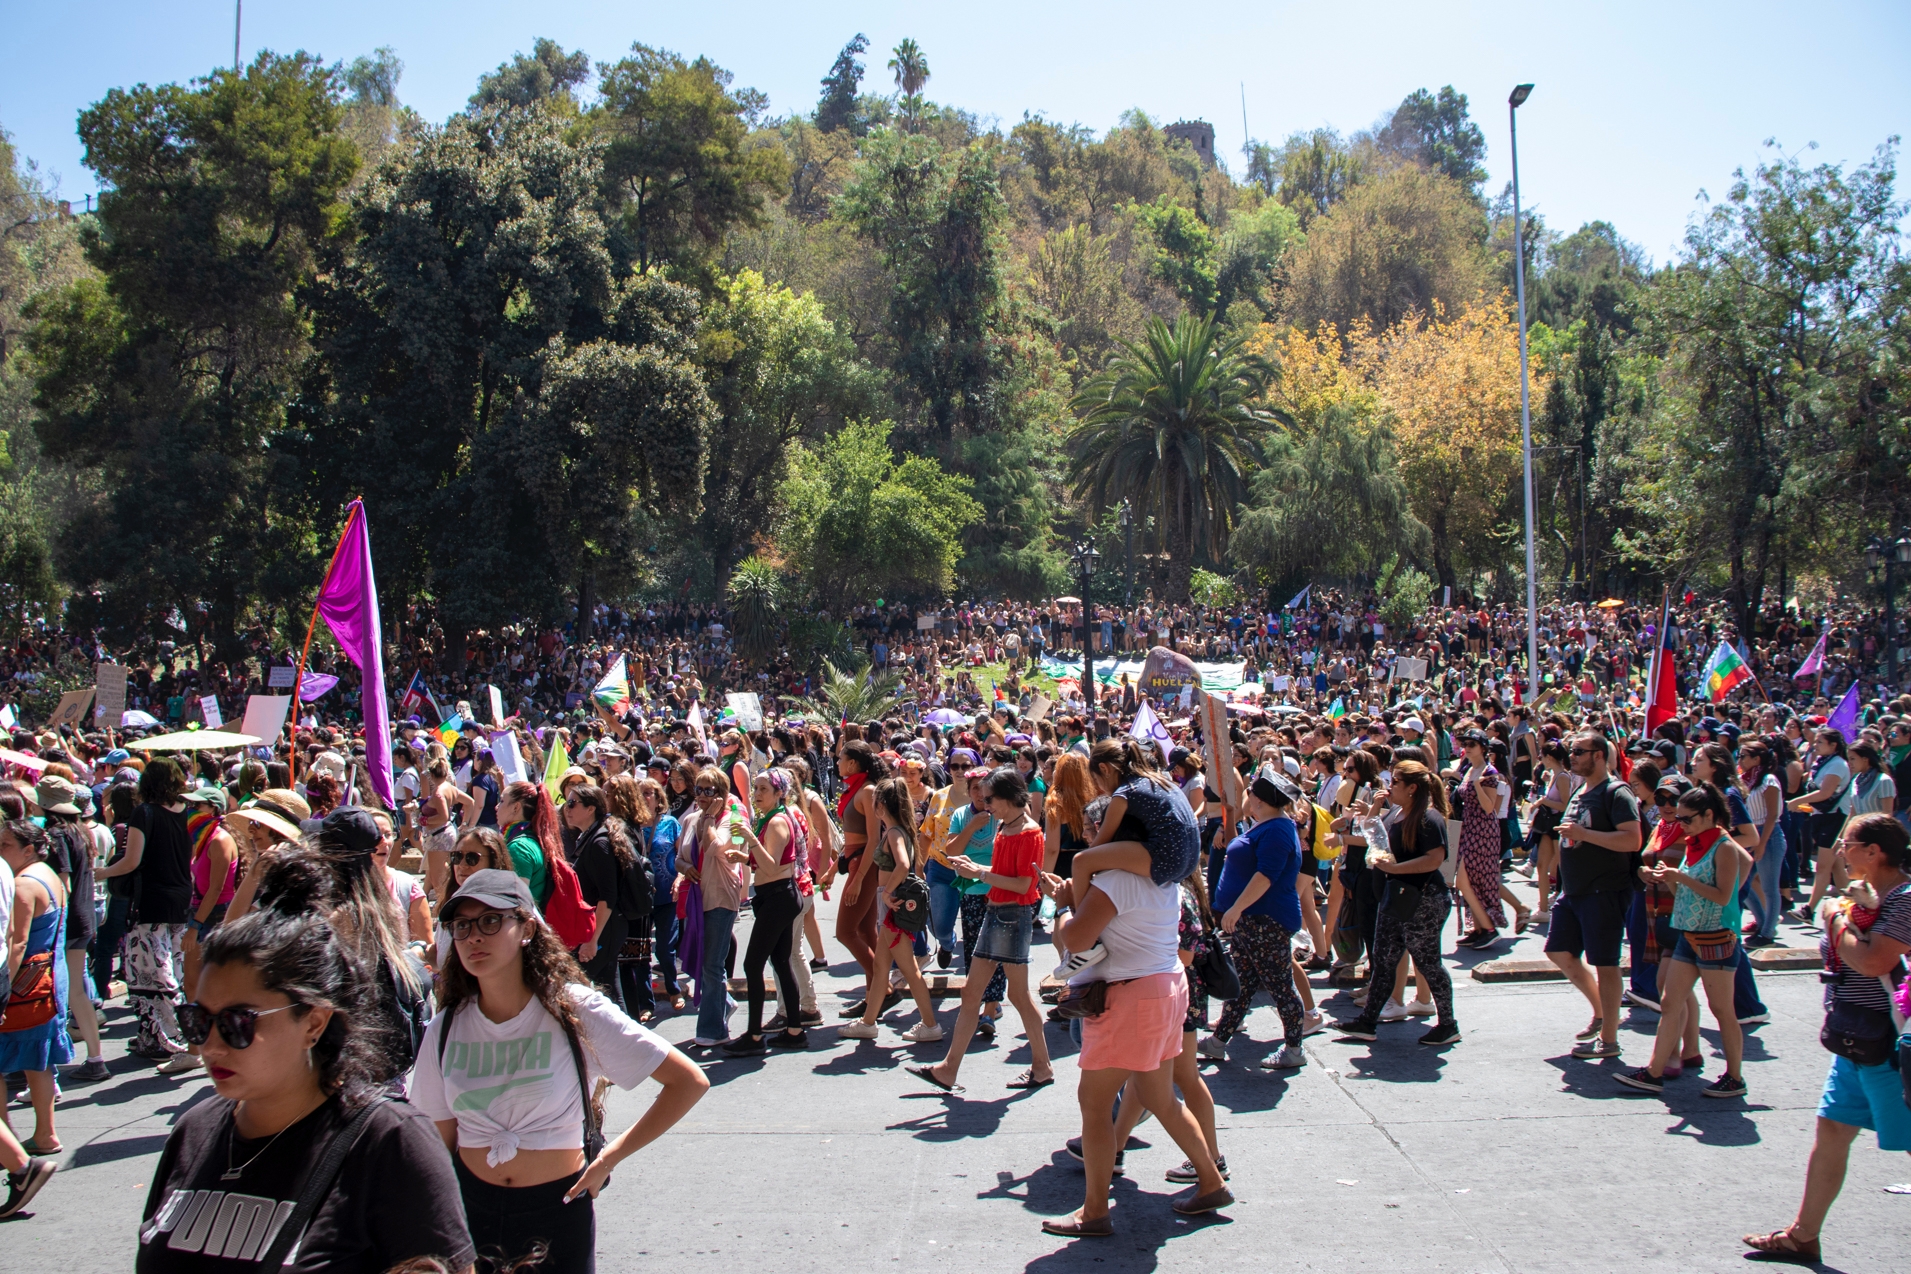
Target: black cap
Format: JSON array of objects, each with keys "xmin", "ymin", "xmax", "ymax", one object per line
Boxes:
[
  {"xmin": 1168, "ymin": 747, "xmax": 1194, "ymax": 772},
  {"xmin": 1250, "ymin": 773, "xmax": 1300, "ymax": 808},
  {"xmin": 319, "ymin": 807, "xmax": 381, "ymax": 855}
]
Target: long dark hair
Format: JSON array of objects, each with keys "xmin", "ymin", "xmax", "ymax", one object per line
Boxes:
[
  {"xmin": 1390, "ymin": 760, "xmax": 1448, "ymax": 850},
  {"xmin": 568, "ymin": 783, "xmax": 636, "ymax": 869},
  {"xmin": 438, "ymin": 904, "xmax": 589, "ymax": 1041},
  {"xmin": 1088, "ymin": 737, "xmax": 1168, "ymax": 792},
  {"xmin": 872, "ymin": 778, "xmax": 917, "ymax": 865}
]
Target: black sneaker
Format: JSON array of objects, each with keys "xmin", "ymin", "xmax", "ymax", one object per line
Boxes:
[
  {"xmin": 809, "ymin": 958, "xmax": 829, "ymax": 971},
  {"xmin": 1338, "ymin": 1021, "xmax": 1379, "ymax": 1041},
  {"xmin": 1165, "ymin": 1155, "xmax": 1228, "ymax": 1183},
  {"xmin": 722, "ymin": 1035, "xmax": 769, "ymax": 1058},
  {"xmin": 0, "ymin": 1157, "xmax": 56, "ymax": 1219},
  {"xmin": 1702, "ymin": 1074, "xmax": 1747, "ymax": 1100},
  {"xmin": 1614, "ymin": 1067, "xmax": 1664, "ymax": 1095},
  {"xmin": 1062, "ymin": 1138, "xmax": 1124, "ymax": 1175},
  {"xmin": 936, "ymin": 948, "xmax": 953, "ymax": 970},
  {"xmin": 838, "ymin": 1001, "xmax": 867, "ymax": 1018},
  {"xmin": 58, "ymin": 1057, "xmax": 110, "ymax": 1084},
  {"xmin": 798, "ymin": 1010, "xmax": 825, "ymax": 1028},
  {"xmin": 1418, "ymin": 1022, "xmax": 1461, "ymax": 1046},
  {"xmin": 769, "ymin": 1030, "xmax": 809, "ymax": 1051}
]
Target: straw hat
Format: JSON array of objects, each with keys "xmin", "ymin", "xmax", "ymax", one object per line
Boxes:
[{"xmin": 227, "ymin": 788, "xmax": 312, "ymax": 843}]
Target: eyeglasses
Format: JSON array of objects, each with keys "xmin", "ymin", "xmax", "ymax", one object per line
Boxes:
[
  {"xmin": 693, "ymin": 785, "xmax": 721, "ymax": 797},
  {"xmin": 449, "ymin": 910, "xmax": 513, "ymax": 941},
  {"xmin": 564, "ymin": 798, "xmax": 585, "ymax": 809},
  {"xmin": 452, "ymin": 851, "xmax": 487, "ymax": 867},
  {"xmin": 178, "ymin": 1002, "xmax": 294, "ymax": 1050},
  {"xmin": 1673, "ymin": 813, "xmax": 1702, "ymax": 826}
]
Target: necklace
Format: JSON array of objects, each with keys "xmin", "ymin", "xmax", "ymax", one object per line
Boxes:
[{"xmin": 223, "ymin": 1111, "xmax": 298, "ymax": 1181}]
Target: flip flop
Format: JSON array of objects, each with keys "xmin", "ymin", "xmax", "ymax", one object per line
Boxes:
[
  {"xmin": 906, "ymin": 1064, "xmax": 964, "ymax": 1094},
  {"xmin": 1041, "ymin": 1214, "xmax": 1113, "ymax": 1238},
  {"xmin": 1007, "ymin": 1070, "xmax": 1055, "ymax": 1090},
  {"xmin": 1514, "ymin": 911, "xmax": 1532, "ymax": 935},
  {"xmin": 20, "ymin": 1139, "xmax": 62, "ymax": 1157}
]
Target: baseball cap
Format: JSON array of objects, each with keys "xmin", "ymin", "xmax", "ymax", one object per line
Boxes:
[
  {"xmin": 318, "ymin": 807, "xmax": 380, "ymax": 855},
  {"xmin": 446, "ymin": 868, "xmax": 537, "ymax": 916},
  {"xmin": 182, "ymin": 786, "xmax": 230, "ymax": 815},
  {"xmin": 1400, "ymin": 717, "xmax": 1425, "ymax": 734}
]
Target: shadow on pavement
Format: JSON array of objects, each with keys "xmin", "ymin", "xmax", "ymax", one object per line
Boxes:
[{"xmin": 68, "ymin": 1132, "xmax": 171, "ymax": 1169}]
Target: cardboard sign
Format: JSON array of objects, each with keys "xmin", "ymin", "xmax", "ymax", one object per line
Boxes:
[
  {"xmin": 200, "ymin": 695, "xmax": 223, "ymax": 727},
  {"xmin": 1195, "ymin": 688, "xmax": 1243, "ymax": 824},
  {"xmin": 95, "ymin": 663, "xmax": 128, "ymax": 723},
  {"xmin": 1024, "ymin": 693, "xmax": 1052, "ymax": 724},
  {"xmin": 267, "ymin": 665, "xmax": 298, "ymax": 689},
  {"xmin": 49, "ymin": 688, "xmax": 96, "ymax": 730},
  {"xmin": 1393, "ymin": 656, "xmax": 1429, "ymax": 683},
  {"xmin": 239, "ymin": 695, "xmax": 291, "ymax": 746},
  {"xmin": 725, "ymin": 692, "xmax": 764, "ymax": 732},
  {"xmin": 917, "ymin": 614, "xmax": 938, "ymax": 632},
  {"xmin": 1140, "ymin": 645, "xmax": 1201, "ymax": 695},
  {"xmin": 488, "ymin": 684, "xmax": 505, "ymax": 726},
  {"xmin": 489, "ymin": 731, "xmax": 528, "ymax": 785},
  {"xmin": 1268, "ymin": 674, "xmax": 1292, "ymax": 692}
]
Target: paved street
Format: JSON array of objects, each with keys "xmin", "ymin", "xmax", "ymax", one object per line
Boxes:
[{"xmin": 7, "ymin": 889, "xmax": 1906, "ymax": 1273}]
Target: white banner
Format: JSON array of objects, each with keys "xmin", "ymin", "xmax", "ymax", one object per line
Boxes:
[
  {"xmin": 489, "ymin": 731, "xmax": 527, "ymax": 786},
  {"xmin": 200, "ymin": 695, "xmax": 223, "ymax": 727},
  {"xmin": 267, "ymin": 665, "xmax": 298, "ymax": 689},
  {"xmin": 95, "ymin": 663, "xmax": 128, "ymax": 724}
]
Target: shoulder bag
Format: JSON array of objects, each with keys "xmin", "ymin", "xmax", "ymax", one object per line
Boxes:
[
  {"xmin": 0, "ymin": 950, "xmax": 56, "ymax": 1033},
  {"xmin": 1189, "ymin": 887, "xmax": 1242, "ymax": 1003},
  {"xmin": 255, "ymin": 1098, "xmax": 388, "ymax": 1273},
  {"xmin": 887, "ymin": 840, "xmax": 931, "ymax": 933}
]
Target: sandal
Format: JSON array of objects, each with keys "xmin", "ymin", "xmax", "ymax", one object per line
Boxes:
[
  {"xmin": 1007, "ymin": 1070, "xmax": 1055, "ymax": 1090},
  {"xmin": 20, "ymin": 1139, "xmax": 62, "ymax": 1156},
  {"xmin": 1514, "ymin": 910, "xmax": 1532, "ymax": 935},
  {"xmin": 1741, "ymin": 1227, "xmax": 1820, "ymax": 1264},
  {"xmin": 1041, "ymin": 1213, "xmax": 1113, "ymax": 1238},
  {"xmin": 669, "ymin": 995, "xmax": 687, "ymax": 1011},
  {"xmin": 906, "ymin": 1065, "xmax": 964, "ymax": 1094}
]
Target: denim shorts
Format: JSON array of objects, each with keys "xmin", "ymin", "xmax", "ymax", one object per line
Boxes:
[
  {"xmin": 1667, "ymin": 931, "xmax": 1738, "ymax": 971},
  {"xmin": 973, "ymin": 902, "xmax": 1035, "ymax": 964}
]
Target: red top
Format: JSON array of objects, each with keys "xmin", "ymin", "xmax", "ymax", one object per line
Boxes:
[{"xmin": 988, "ymin": 825, "xmax": 1045, "ymax": 904}]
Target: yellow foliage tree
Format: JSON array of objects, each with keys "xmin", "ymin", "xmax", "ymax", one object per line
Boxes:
[
  {"xmin": 1350, "ymin": 295, "xmax": 1543, "ymax": 588},
  {"xmin": 1248, "ymin": 320, "xmax": 1375, "ymax": 426}
]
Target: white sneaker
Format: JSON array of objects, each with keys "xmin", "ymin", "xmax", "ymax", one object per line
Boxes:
[
  {"xmin": 1262, "ymin": 1044, "xmax": 1307, "ymax": 1070},
  {"xmin": 1379, "ymin": 1000, "xmax": 1409, "ymax": 1022},
  {"xmin": 1196, "ymin": 1034, "xmax": 1228, "ymax": 1061},
  {"xmin": 1349, "ymin": 989, "xmax": 1370, "ymax": 1008},
  {"xmin": 901, "ymin": 1022, "xmax": 945, "ymax": 1042},
  {"xmin": 1052, "ymin": 944, "xmax": 1107, "ymax": 981},
  {"xmin": 1301, "ymin": 1010, "xmax": 1327, "ymax": 1037},
  {"xmin": 156, "ymin": 1051, "xmax": 203, "ymax": 1075},
  {"xmin": 1406, "ymin": 1000, "xmax": 1436, "ymax": 1017},
  {"xmin": 836, "ymin": 1021, "xmax": 879, "ymax": 1039}
]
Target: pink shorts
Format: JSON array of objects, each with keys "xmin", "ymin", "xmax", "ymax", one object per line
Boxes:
[{"xmin": 1077, "ymin": 969, "xmax": 1188, "ymax": 1072}]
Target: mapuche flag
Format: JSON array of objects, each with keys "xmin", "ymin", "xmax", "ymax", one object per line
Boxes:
[
  {"xmin": 592, "ymin": 654, "xmax": 631, "ymax": 715},
  {"xmin": 1701, "ymin": 640, "xmax": 1753, "ymax": 702}
]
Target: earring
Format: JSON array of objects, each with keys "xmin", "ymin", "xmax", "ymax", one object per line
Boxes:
[{"xmin": 521, "ymin": 938, "xmax": 530, "ymax": 946}]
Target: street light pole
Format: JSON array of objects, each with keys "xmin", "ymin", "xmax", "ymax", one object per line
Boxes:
[
  {"xmin": 235, "ymin": 0, "xmax": 242, "ymax": 71},
  {"xmin": 1510, "ymin": 83, "xmax": 1539, "ymax": 703},
  {"xmin": 1074, "ymin": 538, "xmax": 1101, "ymax": 736},
  {"xmin": 1120, "ymin": 499, "xmax": 1135, "ymax": 607}
]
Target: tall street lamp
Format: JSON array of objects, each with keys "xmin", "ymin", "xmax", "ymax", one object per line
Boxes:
[
  {"xmin": 1073, "ymin": 537, "xmax": 1101, "ymax": 734},
  {"xmin": 1864, "ymin": 528, "xmax": 1911, "ymax": 684},
  {"xmin": 1509, "ymin": 82, "xmax": 1539, "ymax": 704},
  {"xmin": 1119, "ymin": 499, "xmax": 1135, "ymax": 607}
]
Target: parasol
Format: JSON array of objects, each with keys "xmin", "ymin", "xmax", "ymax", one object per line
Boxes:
[
  {"xmin": 1595, "ymin": 598, "xmax": 1626, "ymax": 609},
  {"xmin": 923, "ymin": 708, "xmax": 968, "ymax": 726},
  {"xmin": 121, "ymin": 709, "xmax": 161, "ymax": 728},
  {"xmin": 130, "ymin": 729, "xmax": 264, "ymax": 752},
  {"xmin": 0, "ymin": 748, "xmax": 48, "ymax": 774},
  {"xmin": 1052, "ymin": 596, "xmax": 1081, "ymax": 606}
]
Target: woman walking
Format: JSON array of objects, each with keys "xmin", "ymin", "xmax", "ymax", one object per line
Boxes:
[
  {"xmin": 562, "ymin": 785, "xmax": 650, "ymax": 1013},
  {"xmin": 1738, "ymin": 740, "xmax": 1788, "ymax": 946},
  {"xmin": 1454, "ymin": 732, "xmax": 1513, "ymax": 949},
  {"xmin": 0, "ymin": 820, "xmax": 74, "ymax": 1156},
  {"xmin": 720, "ymin": 770, "xmax": 812, "ymax": 1057},
  {"xmin": 839, "ymin": 778, "xmax": 943, "ymax": 1044},
  {"xmin": 1197, "ymin": 775, "xmax": 1310, "ymax": 1069},
  {"xmin": 413, "ymin": 868, "xmax": 710, "ymax": 1273}
]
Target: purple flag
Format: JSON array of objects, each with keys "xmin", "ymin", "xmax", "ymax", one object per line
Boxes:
[
  {"xmin": 314, "ymin": 501, "xmax": 392, "ymax": 806},
  {"xmin": 297, "ymin": 673, "xmax": 339, "ymax": 702},
  {"xmin": 1794, "ymin": 629, "xmax": 1827, "ymax": 680},
  {"xmin": 1826, "ymin": 682, "xmax": 1860, "ymax": 739}
]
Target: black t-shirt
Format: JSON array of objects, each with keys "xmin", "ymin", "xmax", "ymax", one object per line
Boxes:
[
  {"xmin": 1387, "ymin": 811, "xmax": 1450, "ymax": 891},
  {"xmin": 47, "ymin": 820, "xmax": 99, "ymax": 946},
  {"xmin": 138, "ymin": 1095, "xmax": 472, "ymax": 1274},
  {"xmin": 130, "ymin": 803, "xmax": 194, "ymax": 925},
  {"xmin": 1560, "ymin": 776, "xmax": 1642, "ymax": 896}
]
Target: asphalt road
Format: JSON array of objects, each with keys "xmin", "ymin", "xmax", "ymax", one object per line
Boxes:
[{"xmin": 7, "ymin": 886, "xmax": 1907, "ymax": 1274}]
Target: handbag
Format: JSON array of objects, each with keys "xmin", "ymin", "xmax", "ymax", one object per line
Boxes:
[
  {"xmin": 542, "ymin": 852, "xmax": 599, "ymax": 949},
  {"xmin": 0, "ymin": 950, "xmax": 57, "ymax": 1033},
  {"xmin": 1686, "ymin": 928, "xmax": 1738, "ymax": 964},
  {"xmin": 1187, "ymin": 886, "xmax": 1241, "ymax": 1002},
  {"xmin": 1055, "ymin": 979, "xmax": 1109, "ymax": 1019},
  {"xmin": 1383, "ymin": 880, "xmax": 1424, "ymax": 925},
  {"xmin": 1822, "ymin": 1000, "xmax": 1895, "ymax": 1068}
]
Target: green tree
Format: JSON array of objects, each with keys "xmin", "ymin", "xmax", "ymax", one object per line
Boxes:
[
  {"xmin": 779, "ymin": 419, "xmax": 982, "ymax": 601},
  {"xmin": 815, "ymin": 34, "xmax": 869, "ymax": 135},
  {"xmin": 781, "ymin": 656, "xmax": 911, "ymax": 722},
  {"xmin": 31, "ymin": 54, "xmax": 356, "ymax": 651},
  {"xmin": 726, "ymin": 554, "xmax": 784, "ymax": 663},
  {"xmin": 1213, "ymin": 200, "xmax": 1303, "ymax": 319},
  {"xmin": 888, "ymin": 38, "xmax": 930, "ymax": 132},
  {"xmin": 593, "ymin": 45, "xmax": 787, "ymax": 279},
  {"xmin": 1378, "ymin": 87, "xmax": 1488, "ymax": 195},
  {"xmin": 1133, "ymin": 196, "xmax": 1217, "ymax": 313},
  {"xmin": 470, "ymin": 38, "xmax": 592, "ymax": 112},
  {"xmin": 1068, "ymin": 315, "xmax": 1275, "ymax": 600},
  {"xmin": 1267, "ymin": 128, "xmax": 1367, "ymax": 228}
]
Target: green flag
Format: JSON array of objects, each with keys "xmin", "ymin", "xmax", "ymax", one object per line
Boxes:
[{"xmin": 544, "ymin": 733, "xmax": 570, "ymax": 805}]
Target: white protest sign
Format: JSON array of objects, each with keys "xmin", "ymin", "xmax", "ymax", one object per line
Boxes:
[
  {"xmin": 200, "ymin": 695, "xmax": 223, "ymax": 727},
  {"xmin": 489, "ymin": 732, "xmax": 527, "ymax": 785},
  {"xmin": 725, "ymin": 693, "xmax": 764, "ymax": 732},
  {"xmin": 1393, "ymin": 656, "xmax": 1429, "ymax": 683},
  {"xmin": 267, "ymin": 665, "xmax": 298, "ymax": 689},
  {"xmin": 488, "ymin": 684, "xmax": 505, "ymax": 726},
  {"xmin": 240, "ymin": 695, "xmax": 291, "ymax": 746},
  {"xmin": 95, "ymin": 663, "xmax": 128, "ymax": 723},
  {"xmin": 917, "ymin": 614, "xmax": 937, "ymax": 632},
  {"xmin": 1024, "ymin": 693, "xmax": 1052, "ymax": 724},
  {"xmin": 1269, "ymin": 674, "xmax": 1292, "ymax": 692}
]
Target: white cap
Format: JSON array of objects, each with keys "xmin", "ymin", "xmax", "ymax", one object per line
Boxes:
[{"xmin": 1401, "ymin": 717, "xmax": 1425, "ymax": 734}]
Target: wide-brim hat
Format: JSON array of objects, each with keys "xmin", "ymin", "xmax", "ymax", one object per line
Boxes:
[{"xmin": 227, "ymin": 789, "xmax": 312, "ymax": 843}]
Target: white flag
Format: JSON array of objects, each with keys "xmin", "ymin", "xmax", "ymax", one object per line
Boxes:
[
  {"xmin": 1285, "ymin": 584, "xmax": 1312, "ymax": 610},
  {"xmin": 687, "ymin": 701, "xmax": 707, "ymax": 743},
  {"xmin": 1129, "ymin": 701, "xmax": 1173, "ymax": 765}
]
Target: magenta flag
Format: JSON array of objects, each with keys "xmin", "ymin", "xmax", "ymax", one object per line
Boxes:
[
  {"xmin": 297, "ymin": 673, "xmax": 339, "ymax": 702},
  {"xmin": 1825, "ymin": 683, "xmax": 1860, "ymax": 739},
  {"xmin": 314, "ymin": 501, "xmax": 392, "ymax": 806},
  {"xmin": 1794, "ymin": 629, "xmax": 1827, "ymax": 680}
]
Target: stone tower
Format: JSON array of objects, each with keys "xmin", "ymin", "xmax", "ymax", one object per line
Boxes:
[{"xmin": 1164, "ymin": 119, "xmax": 1216, "ymax": 168}]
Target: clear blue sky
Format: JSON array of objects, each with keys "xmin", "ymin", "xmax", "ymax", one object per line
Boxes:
[{"xmin": 3, "ymin": 0, "xmax": 1907, "ymax": 261}]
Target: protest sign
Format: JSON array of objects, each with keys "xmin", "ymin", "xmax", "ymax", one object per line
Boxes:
[
  {"xmin": 200, "ymin": 695, "xmax": 223, "ymax": 727},
  {"xmin": 726, "ymin": 693, "xmax": 764, "ymax": 731},
  {"xmin": 1393, "ymin": 656, "xmax": 1429, "ymax": 682},
  {"xmin": 240, "ymin": 695, "xmax": 291, "ymax": 746},
  {"xmin": 95, "ymin": 663, "xmax": 128, "ymax": 724},
  {"xmin": 490, "ymin": 731, "xmax": 528, "ymax": 785},
  {"xmin": 267, "ymin": 665, "xmax": 298, "ymax": 689},
  {"xmin": 1024, "ymin": 693, "xmax": 1052, "ymax": 723},
  {"xmin": 488, "ymin": 684, "xmax": 505, "ymax": 726},
  {"xmin": 48, "ymin": 688, "xmax": 95, "ymax": 730}
]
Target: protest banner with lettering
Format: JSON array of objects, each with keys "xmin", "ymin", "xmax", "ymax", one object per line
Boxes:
[
  {"xmin": 95, "ymin": 663, "xmax": 128, "ymax": 724},
  {"xmin": 49, "ymin": 688, "xmax": 95, "ymax": 730},
  {"xmin": 200, "ymin": 695, "xmax": 223, "ymax": 727}
]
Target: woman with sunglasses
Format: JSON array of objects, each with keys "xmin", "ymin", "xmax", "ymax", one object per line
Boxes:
[
  {"xmin": 720, "ymin": 770, "xmax": 814, "ymax": 1056},
  {"xmin": 839, "ymin": 778, "xmax": 942, "ymax": 1045},
  {"xmin": 678, "ymin": 768, "xmax": 748, "ymax": 1048},
  {"xmin": 138, "ymin": 862, "xmax": 473, "ymax": 1273},
  {"xmin": 777, "ymin": 757, "xmax": 836, "ymax": 972},
  {"xmin": 412, "ymin": 870, "xmax": 707, "ymax": 1274},
  {"xmin": 1615, "ymin": 783, "xmax": 1751, "ymax": 1099},
  {"xmin": 433, "ymin": 828, "xmax": 512, "ymax": 966}
]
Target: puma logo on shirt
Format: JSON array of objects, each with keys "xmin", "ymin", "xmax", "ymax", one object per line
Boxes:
[{"xmin": 142, "ymin": 1188, "xmax": 298, "ymax": 1262}]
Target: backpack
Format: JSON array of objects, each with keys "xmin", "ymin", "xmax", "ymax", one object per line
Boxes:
[{"xmin": 541, "ymin": 853, "xmax": 600, "ymax": 948}]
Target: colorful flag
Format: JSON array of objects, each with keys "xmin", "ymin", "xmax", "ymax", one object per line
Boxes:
[
  {"xmin": 544, "ymin": 732, "xmax": 570, "ymax": 805},
  {"xmin": 1794, "ymin": 628, "xmax": 1827, "ymax": 680},
  {"xmin": 1644, "ymin": 594, "xmax": 1680, "ymax": 736},
  {"xmin": 1129, "ymin": 700, "xmax": 1173, "ymax": 764},
  {"xmin": 1826, "ymin": 683, "xmax": 1860, "ymax": 738},
  {"xmin": 686, "ymin": 701, "xmax": 707, "ymax": 744},
  {"xmin": 1326, "ymin": 696, "xmax": 1346, "ymax": 720},
  {"xmin": 592, "ymin": 654, "xmax": 630, "ymax": 715},
  {"xmin": 399, "ymin": 669, "xmax": 428, "ymax": 712},
  {"xmin": 311, "ymin": 500, "xmax": 391, "ymax": 806},
  {"xmin": 1700, "ymin": 641, "xmax": 1753, "ymax": 702},
  {"xmin": 437, "ymin": 713, "xmax": 463, "ymax": 751}
]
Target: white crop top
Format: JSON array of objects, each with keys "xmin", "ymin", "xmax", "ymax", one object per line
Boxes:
[{"xmin": 408, "ymin": 984, "xmax": 668, "ymax": 1165}]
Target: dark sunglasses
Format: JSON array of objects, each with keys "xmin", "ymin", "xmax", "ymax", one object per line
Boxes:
[
  {"xmin": 452, "ymin": 851, "xmax": 487, "ymax": 867},
  {"xmin": 1569, "ymin": 747, "xmax": 1598, "ymax": 757},
  {"xmin": 178, "ymin": 1002, "xmax": 294, "ymax": 1050},
  {"xmin": 1673, "ymin": 813, "xmax": 1702, "ymax": 826},
  {"xmin": 693, "ymin": 785, "xmax": 721, "ymax": 796},
  {"xmin": 449, "ymin": 910, "xmax": 512, "ymax": 941}
]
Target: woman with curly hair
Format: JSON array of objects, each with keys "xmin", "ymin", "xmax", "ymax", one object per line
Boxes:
[{"xmin": 411, "ymin": 870, "xmax": 708, "ymax": 1274}]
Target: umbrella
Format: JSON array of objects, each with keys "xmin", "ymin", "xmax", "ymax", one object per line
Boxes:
[
  {"xmin": 1265, "ymin": 704, "xmax": 1306, "ymax": 715},
  {"xmin": 1052, "ymin": 596, "xmax": 1081, "ymax": 606},
  {"xmin": 0, "ymin": 748, "xmax": 48, "ymax": 774},
  {"xmin": 923, "ymin": 708, "xmax": 968, "ymax": 726},
  {"xmin": 130, "ymin": 729, "xmax": 264, "ymax": 752},
  {"xmin": 1596, "ymin": 598, "xmax": 1626, "ymax": 609},
  {"xmin": 120, "ymin": 709, "xmax": 161, "ymax": 728}
]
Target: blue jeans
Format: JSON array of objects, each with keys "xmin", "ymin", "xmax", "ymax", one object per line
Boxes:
[
  {"xmin": 1745, "ymin": 828, "xmax": 1787, "ymax": 940},
  {"xmin": 1733, "ymin": 946, "xmax": 1766, "ymax": 1019},
  {"xmin": 92, "ymin": 893, "xmax": 132, "ymax": 996},
  {"xmin": 1626, "ymin": 891, "xmax": 1658, "ymax": 1000},
  {"xmin": 926, "ymin": 861, "xmax": 961, "ymax": 956},
  {"xmin": 652, "ymin": 900, "xmax": 680, "ymax": 992},
  {"xmin": 696, "ymin": 907, "xmax": 738, "ymax": 1042}
]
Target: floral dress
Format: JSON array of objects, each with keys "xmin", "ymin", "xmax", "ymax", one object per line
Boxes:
[{"xmin": 1457, "ymin": 766, "xmax": 1508, "ymax": 930}]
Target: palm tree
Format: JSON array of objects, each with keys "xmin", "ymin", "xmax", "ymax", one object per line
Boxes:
[
  {"xmin": 1067, "ymin": 315, "xmax": 1277, "ymax": 601},
  {"xmin": 725, "ymin": 556, "xmax": 783, "ymax": 665},
  {"xmin": 887, "ymin": 39, "xmax": 929, "ymax": 131},
  {"xmin": 781, "ymin": 658, "xmax": 913, "ymax": 725}
]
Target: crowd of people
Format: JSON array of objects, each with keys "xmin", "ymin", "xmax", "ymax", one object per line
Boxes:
[{"xmin": 1, "ymin": 587, "xmax": 1907, "ymax": 1267}]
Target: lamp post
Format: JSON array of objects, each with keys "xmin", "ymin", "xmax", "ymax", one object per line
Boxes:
[
  {"xmin": 1864, "ymin": 528, "xmax": 1911, "ymax": 686},
  {"xmin": 1120, "ymin": 499, "xmax": 1135, "ymax": 607},
  {"xmin": 1074, "ymin": 537, "xmax": 1102, "ymax": 734},
  {"xmin": 1509, "ymin": 82, "xmax": 1539, "ymax": 704}
]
